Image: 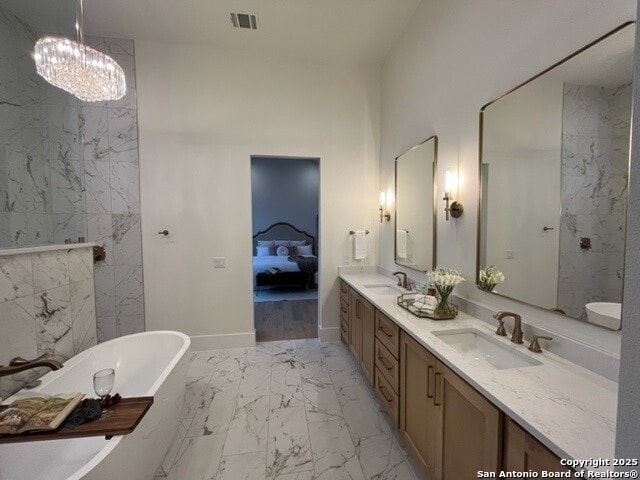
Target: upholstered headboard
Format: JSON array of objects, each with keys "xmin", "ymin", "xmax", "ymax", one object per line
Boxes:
[{"xmin": 253, "ymin": 222, "xmax": 315, "ymax": 255}]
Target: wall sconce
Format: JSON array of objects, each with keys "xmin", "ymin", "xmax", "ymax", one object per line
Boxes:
[
  {"xmin": 443, "ymin": 170, "xmax": 463, "ymax": 221},
  {"xmin": 379, "ymin": 191, "xmax": 391, "ymax": 223}
]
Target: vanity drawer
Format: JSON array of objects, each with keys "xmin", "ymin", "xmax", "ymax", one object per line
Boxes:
[
  {"xmin": 340, "ymin": 280, "xmax": 349, "ymax": 302},
  {"xmin": 375, "ymin": 310, "xmax": 400, "ymax": 359},
  {"xmin": 341, "ymin": 327, "xmax": 348, "ymax": 345},
  {"xmin": 341, "ymin": 317, "xmax": 349, "ymax": 336},
  {"xmin": 375, "ymin": 339, "xmax": 399, "ymax": 394},
  {"xmin": 340, "ymin": 297, "xmax": 349, "ymax": 321},
  {"xmin": 374, "ymin": 367, "xmax": 399, "ymax": 426}
]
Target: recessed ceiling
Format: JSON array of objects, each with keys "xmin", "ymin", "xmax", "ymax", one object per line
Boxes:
[{"xmin": 0, "ymin": 0, "xmax": 422, "ymax": 63}]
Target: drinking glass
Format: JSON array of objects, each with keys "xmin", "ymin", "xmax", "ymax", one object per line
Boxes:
[{"xmin": 93, "ymin": 368, "xmax": 115, "ymax": 406}]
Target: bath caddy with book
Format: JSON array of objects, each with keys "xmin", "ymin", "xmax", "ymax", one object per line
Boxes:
[{"xmin": 0, "ymin": 366, "xmax": 154, "ymax": 444}]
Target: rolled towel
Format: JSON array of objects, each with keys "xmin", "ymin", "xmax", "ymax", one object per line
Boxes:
[
  {"xmin": 412, "ymin": 295, "xmax": 438, "ymax": 309},
  {"xmin": 412, "ymin": 302, "xmax": 436, "ymax": 313}
]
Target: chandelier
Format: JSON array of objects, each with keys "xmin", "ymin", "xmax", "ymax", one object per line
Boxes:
[{"xmin": 34, "ymin": 0, "xmax": 126, "ymax": 102}]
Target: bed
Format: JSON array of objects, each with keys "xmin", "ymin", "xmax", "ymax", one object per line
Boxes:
[{"xmin": 253, "ymin": 222, "xmax": 318, "ymax": 292}]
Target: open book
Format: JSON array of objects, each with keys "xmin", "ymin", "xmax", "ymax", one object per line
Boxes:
[{"xmin": 0, "ymin": 393, "xmax": 84, "ymax": 435}]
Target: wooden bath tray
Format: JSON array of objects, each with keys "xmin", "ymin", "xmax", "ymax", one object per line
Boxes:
[{"xmin": 0, "ymin": 396, "xmax": 154, "ymax": 444}]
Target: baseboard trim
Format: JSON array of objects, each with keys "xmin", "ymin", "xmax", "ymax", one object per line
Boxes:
[
  {"xmin": 190, "ymin": 331, "xmax": 256, "ymax": 351},
  {"xmin": 319, "ymin": 326, "xmax": 341, "ymax": 343}
]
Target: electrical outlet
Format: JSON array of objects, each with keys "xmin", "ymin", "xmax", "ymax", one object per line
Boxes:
[
  {"xmin": 213, "ymin": 257, "xmax": 226, "ymax": 268},
  {"xmin": 506, "ymin": 250, "xmax": 515, "ymax": 260},
  {"xmin": 342, "ymin": 256, "xmax": 350, "ymax": 265}
]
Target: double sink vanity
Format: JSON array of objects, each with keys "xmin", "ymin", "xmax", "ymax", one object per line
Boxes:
[{"xmin": 339, "ymin": 272, "xmax": 617, "ymax": 479}]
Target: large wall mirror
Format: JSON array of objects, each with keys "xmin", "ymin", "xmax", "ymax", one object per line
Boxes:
[
  {"xmin": 478, "ymin": 23, "xmax": 634, "ymax": 330},
  {"xmin": 395, "ymin": 136, "xmax": 437, "ymax": 271}
]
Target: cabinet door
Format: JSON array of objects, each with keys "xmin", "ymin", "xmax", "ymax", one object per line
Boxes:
[
  {"xmin": 436, "ymin": 361, "xmax": 502, "ymax": 480},
  {"xmin": 400, "ymin": 331, "xmax": 439, "ymax": 478},
  {"xmin": 359, "ymin": 299, "xmax": 375, "ymax": 384},
  {"xmin": 503, "ymin": 418, "xmax": 570, "ymax": 474},
  {"xmin": 348, "ymin": 289, "xmax": 361, "ymax": 360}
]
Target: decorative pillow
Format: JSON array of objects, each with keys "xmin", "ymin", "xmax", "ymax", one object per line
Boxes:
[
  {"xmin": 268, "ymin": 245, "xmax": 277, "ymax": 255},
  {"xmin": 290, "ymin": 240, "xmax": 307, "ymax": 246},
  {"xmin": 297, "ymin": 245, "xmax": 313, "ymax": 255},
  {"xmin": 276, "ymin": 246, "xmax": 289, "ymax": 256},
  {"xmin": 257, "ymin": 240, "xmax": 275, "ymax": 246},
  {"xmin": 274, "ymin": 240, "xmax": 290, "ymax": 246},
  {"xmin": 288, "ymin": 246, "xmax": 298, "ymax": 255},
  {"xmin": 256, "ymin": 246, "xmax": 271, "ymax": 257}
]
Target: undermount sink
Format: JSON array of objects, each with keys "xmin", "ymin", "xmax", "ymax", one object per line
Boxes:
[
  {"xmin": 363, "ymin": 283, "xmax": 404, "ymax": 295},
  {"xmin": 585, "ymin": 302, "xmax": 621, "ymax": 330},
  {"xmin": 433, "ymin": 328, "xmax": 542, "ymax": 370}
]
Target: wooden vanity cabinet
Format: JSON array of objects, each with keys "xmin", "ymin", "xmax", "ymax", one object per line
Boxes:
[
  {"xmin": 400, "ymin": 331, "xmax": 440, "ymax": 478},
  {"xmin": 339, "ymin": 281, "xmax": 349, "ymax": 345},
  {"xmin": 348, "ymin": 288, "xmax": 361, "ymax": 359},
  {"xmin": 436, "ymin": 361, "xmax": 502, "ymax": 479},
  {"xmin": 347, "ymin": 288, "xmax": 375, "ymax": 384},
  {"xmin": 400, "ymin": 331, "xmax": 502, "ymax": 480},
  {"xmin": 503, "ymin": 418, "xmax": 570, "ymax": 474}
]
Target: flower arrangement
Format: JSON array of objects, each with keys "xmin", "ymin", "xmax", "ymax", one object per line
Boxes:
[
  {"xmin": 425, "ymin": 267, "xmax": 466, "ymax": 317},
  {"xmin": 478, "ymin": 266, "xmax": 505, "ymax": 292}
]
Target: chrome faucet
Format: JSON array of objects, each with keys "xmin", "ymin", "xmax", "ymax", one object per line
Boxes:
[
  {"xmin": 493, "ymin": 311, "xmax": 523, "ymax": 344},
  {"xmin": 0, "ymin": 354, "xmax": 63, "ymax": 377},
  {"xmin": 392, "ymin": 271, "xmax": 409, "ymax": 289}
]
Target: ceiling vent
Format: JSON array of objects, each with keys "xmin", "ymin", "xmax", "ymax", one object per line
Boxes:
[{"xmin": 231, "ymin": 13, "xmax": 257, "ymax": 30}]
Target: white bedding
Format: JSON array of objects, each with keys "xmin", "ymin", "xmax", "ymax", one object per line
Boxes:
[{"xmin": 252, "ymin": 255, "xmax": 317, "ymax": 275}]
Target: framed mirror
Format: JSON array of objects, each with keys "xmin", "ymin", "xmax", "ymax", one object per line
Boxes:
[
  {"xmin": 477, "ymin": 22, "xmax": 634, "ymax": 330},
  {"xmin": 395, "ymin": 135, "xmax": 437, "ymax": 271}
]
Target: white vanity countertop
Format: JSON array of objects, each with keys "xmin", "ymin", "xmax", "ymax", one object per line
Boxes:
[{"xmin": 340, "ymin": 272, "xmax": 618, "ymax": 470}]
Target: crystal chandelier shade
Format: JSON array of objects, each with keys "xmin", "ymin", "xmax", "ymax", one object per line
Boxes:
[
  {"xmin": 33, "ymin": 0, "xmax": 126, "ymax": 102},
  {"xmin": 34, "ymin": 37, "xmax": 126, "ymax": 102}
]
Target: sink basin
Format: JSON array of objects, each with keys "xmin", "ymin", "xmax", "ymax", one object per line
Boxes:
[
  {"xmin": 585, "ymin": 302, "xmax": 621, "ymax": 330},
  {"xmin": 363, "ymin": 283, "xmax": 404, "ymax": 295},
  {"xmin": 433, "ymin": 328, "xmax": 542, "ymax": 370}
]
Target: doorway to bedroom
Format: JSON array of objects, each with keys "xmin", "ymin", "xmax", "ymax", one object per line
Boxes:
[{"xmin": 251, "ymin": 156, "xmax": 320, "ymax": 342}]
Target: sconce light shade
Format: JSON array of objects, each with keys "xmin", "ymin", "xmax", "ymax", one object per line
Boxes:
[
  {"xmin": 443, "ymin": 170, "xmax": 463, "ymax": 221},
  {"xmin": 379, "ymin": 191, "xmax": 391, "ymax": 223}
]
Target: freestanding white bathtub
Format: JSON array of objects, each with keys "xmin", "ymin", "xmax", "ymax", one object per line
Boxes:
[{"xmin": 0, "ymin": 331, "xmax": 190, "ymax": 480}]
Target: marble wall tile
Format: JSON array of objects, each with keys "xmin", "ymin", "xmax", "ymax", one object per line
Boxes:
[
  {"xmin": 107, "ymin": 54, "xmax": 137, "ymax": 110},
  {"xmin": 10, "ymin": 212, "xmax": 53, "ymax": 247},
  {"xmin": 108, "ymin": 108, "xmax": 138, "ymax": 163},
  {"xmin": 2, "ymin": 151, "xmax": 50, "ymax": 213},
  {"xmin": 35, "ymin": 285, "xmax": 74, "ymax": 361},
  {"xmin": 0, "ymin": 253, "xmax": 33, "ymax": 301},
  {"xmin": 68, "ymin": 248, "xmax": 93, "ymax": 283},
  {"xmin": 32, "ymin": 250, "xmax": 68, "ymax": 293},
  {"xmin": 0, "ymin": 296, "xmax": 37, "ymax": 363},
  {"xmin": 70, "ymin": 279, "xmax": 97, "ymax": 353},
  {"xmin": 84, "ymin": 160, "xmax": 111, "ymax": 214},
  {"xmin": 50, "ymin": 158, "xmax": 85, "ymax": 213},
  {"xmin": 97, "ymin": 316, "xmax": 117, "ymax": 343},
  {"xmin": 87, "ymin": 214, "xmax": 114, "ymax": 265},
  {"xmin": 110, "ymin": 162, "xmax": 140, "ymax": 213},
  {"xmin": 52, "ymin": 213, "xmax": 86, "ymax": 244},
  {"xmin": 94, "ymin": 263, "xmax": 116, "ymax": 317},
  {"xmin": 47, "ymin": 104, "xmax": 80, "ymax": 161},
  {"xmin": 103, "ymin": 37, "xmax": 135, "ymax": 56},
  {"xmin": 79, "ymin": 106, "xmax": 109, "ymax": 162},
  {"xmin": 112, "ymin": 213, "xmax": 142, "ymax": 266}
]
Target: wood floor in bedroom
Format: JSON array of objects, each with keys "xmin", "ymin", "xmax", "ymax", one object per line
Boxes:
[{"xmin": 254, "ymin": 300, "xmax": 318, "ymax": 342}]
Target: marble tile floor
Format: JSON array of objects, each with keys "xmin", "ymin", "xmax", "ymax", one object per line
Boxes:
[{"xmin": 154, "ymin": 339, "xmax": 420, "ymax": 480}]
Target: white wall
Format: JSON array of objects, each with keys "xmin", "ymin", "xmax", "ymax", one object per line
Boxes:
[
  {"xmin": 379, "ymin": 0, "xmax": 635, "ymax": 376},
  {"xmin": 615, "ymin": 0, "xmax": 640, "ymax": 462},
  {"xmin": 483, "ymin": 79, "xmax": 562, "ymax": 308},
  {"xmin": 136, "ymin": 44, "xmax": 379, "ymax": 344}
]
